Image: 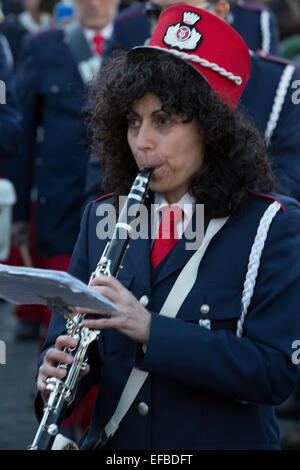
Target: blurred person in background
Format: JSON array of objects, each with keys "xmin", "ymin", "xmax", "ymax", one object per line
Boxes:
[
  {"xmin": 1, "ymin": 0, "xmax": 23, "ymax": 16},
  {"xmin": 0, "ymin": 33, "xmax": 21, "ymax": 161},
  {"xmin": 8, "ymin": 0, "xmax": 119, "ymax": 338},
  {"xmin": 0, "ymin": 0, "xmax": 52, "ymax": 339},
  {"xmin": 0, "ymin": 0, "xmax": 52, "ymax": 67},
  {"xmin": 0, "ymin": 33, "xmax": 22, "ymax": 266},
  {"xmin": 268, "ymin": 0, "xmax": 300, "ymax": 66},
  {"xmin": 0, "ymin": 0, "xmax": 52, "ymax": 335},
  {"xmin": 6, "ymin": 0, "xmax": 120, "ymax": 440}
]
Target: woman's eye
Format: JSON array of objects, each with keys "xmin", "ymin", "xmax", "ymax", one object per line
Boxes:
[
  {"xmin": 157, "ymin": 114, "xmax": 172, "ymax": 126},
  {"xmin": 127, "ymin": 117, "xmax": 140, "ymax": 128}
]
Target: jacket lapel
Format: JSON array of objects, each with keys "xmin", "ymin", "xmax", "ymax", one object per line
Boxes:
[
  {"xmin": 64, "ymin": 22, "xmax": 102, "ymax": 84},
  {"xmin": 152, "ymin": 233, "xmax": 196, "ymax": 288}
]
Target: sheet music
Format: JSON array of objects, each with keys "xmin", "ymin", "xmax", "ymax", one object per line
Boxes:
[{"xmin": 0, "ymin": 264, "xmax": 116, "ymax": 313}]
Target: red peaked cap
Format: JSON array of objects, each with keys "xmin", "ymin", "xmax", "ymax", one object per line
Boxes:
[{"xmin": 129, "ymin": 5, "xmax": 251, "ymax": 109}]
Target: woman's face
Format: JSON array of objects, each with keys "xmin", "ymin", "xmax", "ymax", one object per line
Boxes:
[{"xmin": 127, "ymin": 93, "xmax": 205, "ymax": 204}]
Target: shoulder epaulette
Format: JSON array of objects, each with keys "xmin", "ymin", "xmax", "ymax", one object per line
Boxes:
[
  {"xmin": 256, "ymin": 50, "xmax": 297, "ymax": 69},
  {"xmin": 33, "ymin": 27, "xmax": 62, "ymax": 40},
  {"xmin": 92, "ymin": 193, "xmax": 115, "ymax": 205},
  {"xmin": 236, "ymin": 1, "xmax": 267, "ymax": 13},
  {"xmin": 116, "ymin": 5, "xmax": 145, "ymax": 23},
  {"xmin": 246, "ymin": 189, "xmax": 286, "ymax": 212}
]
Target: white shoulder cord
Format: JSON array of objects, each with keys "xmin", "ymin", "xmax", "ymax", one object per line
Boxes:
[
  {"xmin": 236, "ymin": 201, "xmax": 281, "ymax": 338},
  {"xmin": 260, "ymin": 10, "xmax": 271, "ymax": 54},
  {"xmin": 265, "ymin": 64, "xmax": 295, "ymax": 145}
]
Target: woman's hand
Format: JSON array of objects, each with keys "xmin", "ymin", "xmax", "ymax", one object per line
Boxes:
[
  {"xmin": 37, "ymin": 275, "xmax": 151, "ymax": 393},
  {"xmin": 78, "ymin": 275, "xmax": 151, "ymax": 345},
  {"xmin": 37, "ymin": 335, "xmax": 90, "ymax": 393}
]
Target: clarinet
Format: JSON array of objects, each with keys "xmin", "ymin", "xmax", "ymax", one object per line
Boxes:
[{"xmin": 28, "ymin": 168, "xmax": 153, "ymax": 450}]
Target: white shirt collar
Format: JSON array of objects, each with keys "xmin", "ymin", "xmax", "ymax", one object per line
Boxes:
[
  {"xmin": 153, "ymin": 192, "xmax": 195, "ymax": 239},
  {"xmin": 83, "ymin": 23, "xmax": 113, "ymax": 43},
  {"xmin": 154, "ymin": 192, "xmax": 195, "ymax": 216},
  {"xmin": 83, "ymin": 23, "xmax": 113, "ymax": 56},
  {"xmin": 18, "ymin": 11, "xmax": 52, "ymax": 33}
]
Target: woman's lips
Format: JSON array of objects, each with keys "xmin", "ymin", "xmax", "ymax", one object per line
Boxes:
[
  {"xmin": 141, "ymin": 163, "xmax": 164, "ymax": 177},
  {"xmin": 152, "ymin": 164, "xmax": 164, "ymax": 175}
]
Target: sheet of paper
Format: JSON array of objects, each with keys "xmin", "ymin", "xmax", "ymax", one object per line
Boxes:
[{"xmin": 0, "ymin": 264, "xmax": 116, "ymax": 313}]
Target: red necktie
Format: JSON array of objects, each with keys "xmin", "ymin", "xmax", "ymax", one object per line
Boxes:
[
  {"xmin": 151, "ymin": 205, "xmax": 183, "ymax": 268},
  {"xmin": 92, "ymin": 33, "xmax": 105, "ymax": 56}
]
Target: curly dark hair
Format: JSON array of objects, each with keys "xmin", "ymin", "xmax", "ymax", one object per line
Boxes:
[{"xmin": 87, "ymin": 49, "xmax": 274, "ymax": 217}]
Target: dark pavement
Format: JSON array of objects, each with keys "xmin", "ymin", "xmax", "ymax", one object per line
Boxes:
[
  {"xmin": 0, "ymin": 299, "xmax": 299, "ymax": 450},
  {"xmin": 0, "ymin": 300, "xmax": 40, "ymax": 450}
]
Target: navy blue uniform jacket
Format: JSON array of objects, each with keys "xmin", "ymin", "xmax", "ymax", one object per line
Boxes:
[
  {"xmin": 240, "ymin": 52, "xmax": 300, "ymax": 201},
  {"xmin": 12, "ymin": 29, "xmax": 88, "ymax": 256},
  {"xmin": 0, "ymin": 14, "xmax": 28, "ymax": 66},
  {"xmin": 0, "ymin": 34, "xmax": 22, "ymax": 161},
  {"xmin": 36, "ymin": 191, "xmax": 300, "ymax": 450},
  {"xmin": 228, "ymin": 1, "xmax": 280, "ymax": 55}
]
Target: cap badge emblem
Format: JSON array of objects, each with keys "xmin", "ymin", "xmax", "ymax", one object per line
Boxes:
[{"xmin": 163, "ymin": 11, "xmax": 202, "ymax": 51}]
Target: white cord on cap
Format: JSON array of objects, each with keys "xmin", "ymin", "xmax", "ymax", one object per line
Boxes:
[{"xmin": 149, "ymin": 45, "xmax": 243, "ymax": 85}]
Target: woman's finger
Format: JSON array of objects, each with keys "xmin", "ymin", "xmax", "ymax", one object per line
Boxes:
[
  {"xmin": 90, "ymin": 284, "xmax": 117, "ymax": 304},
  {"xmin": 90, "ymin": 275, "xmax": 127, "ymax": 295},
  {"xmin": 37, "ymin": 363, "xmax": 67, "ymax": 392},
  {"xmin": 55, "ymin": 335, "xmax": 78, "ymax": 351}
]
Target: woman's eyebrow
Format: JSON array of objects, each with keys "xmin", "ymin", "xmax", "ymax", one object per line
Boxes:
[{"xmin": 127, "ymin": 108, "xmax": 165, "ymax": 118}]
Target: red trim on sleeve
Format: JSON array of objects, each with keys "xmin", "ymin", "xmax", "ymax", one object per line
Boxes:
[
  {"xmin": 92, "ymin": 193, "xmax": 115, "ymax": 205},
  {"xmin": 256, "ymin": 50, "xmax": 297, "ymax": 68},
  {"xmin": 116, "ymin": 6, "xmax": 145, "ymax": 23},
  {"xmin": 236, "ymin": 1, "xmax": 266, "ymax": 13},
  {"xmin": 34, "ymin": 27, "xmax": 61, "ymax": 40},
  {"xmin": 246, "ymin": 189, "xmax": 286, "ymax": 212}
]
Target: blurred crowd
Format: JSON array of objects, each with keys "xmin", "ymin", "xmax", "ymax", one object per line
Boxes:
[{"xmin": 0, "ymin": 0, "xmax": 300, "ymax": 449}]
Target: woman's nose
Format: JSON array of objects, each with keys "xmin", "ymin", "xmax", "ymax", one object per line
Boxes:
[{"xmin": 136, "ymin": 123, "xmax": 155, "ymax": 151}]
